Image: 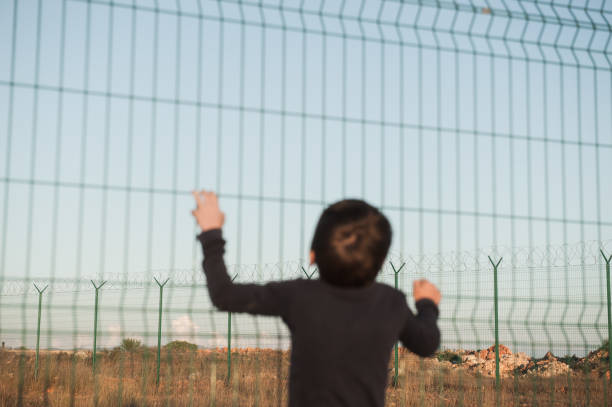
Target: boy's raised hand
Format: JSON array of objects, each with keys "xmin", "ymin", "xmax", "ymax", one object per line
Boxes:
[
  {"xmin": 192, "ymin": 190, "xmax": 225, "ymax": 232},
  {"xmin": 412, "ymin": 279, "xmax": 441, "ymax": 305}
]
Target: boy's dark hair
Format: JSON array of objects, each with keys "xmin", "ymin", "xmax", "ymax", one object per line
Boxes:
[{"xmin": 310, "ymin": 199, "xmax": 392, "ymax": 287}]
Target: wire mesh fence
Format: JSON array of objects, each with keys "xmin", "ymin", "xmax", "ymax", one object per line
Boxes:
[
  {"xmin": 1, "ymin": 240, "xmax": 611, "ymax": 352},
  {"xmin": 1, "ymin": 0, "xmax": 612, "ymax": 405}
]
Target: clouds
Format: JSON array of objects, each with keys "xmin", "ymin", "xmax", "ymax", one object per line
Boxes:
[
  {"xmin": 170, "ymin": 315, "xmax": 199, "ymax": 343},
  {"xmin": 105, "ymin": 324, "xmax": 121, "ymax": 348}
]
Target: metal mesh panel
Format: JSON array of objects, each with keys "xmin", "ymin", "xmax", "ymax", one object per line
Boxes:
[{"xmin": 1, "ymin": 0, "xmax": 611, "ymax": 405}]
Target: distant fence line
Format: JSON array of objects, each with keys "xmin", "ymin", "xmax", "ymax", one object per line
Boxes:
[{"xmin": 1, "ymin": 239, "xmax": 610, "ymax": 296}]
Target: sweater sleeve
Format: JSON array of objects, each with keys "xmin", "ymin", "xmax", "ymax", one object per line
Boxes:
[
  {"xmin": 398, "ymin": 297, "xmax": 440, "ymax": 357},
  {"xmin": 198, "ymin": 228, "xmax": 296, "ymax": 317}
]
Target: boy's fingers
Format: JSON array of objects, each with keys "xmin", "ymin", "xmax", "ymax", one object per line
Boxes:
[
  {"xmin": 413, "ymin": 279, "xmax": 437, "ymax": 292},
  {"xmin": 201, "ymin": 190, "xmax": 215, "ymax": 203},
  {"xmin": 200, "ymin": 190, "xmax": 212, "ymax": 205},
  {"xmin": 192, "ymin": 190, "xmax": 204, "ymax": 207},
  {"xmin": 206, "ymin": 191, "xmax": 219, "ymax": 206}
]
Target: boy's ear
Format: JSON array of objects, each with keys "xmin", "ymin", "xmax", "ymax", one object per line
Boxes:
[{"xmin": 309, "ymin": 250, "xmax": 315, "ymax": 265}]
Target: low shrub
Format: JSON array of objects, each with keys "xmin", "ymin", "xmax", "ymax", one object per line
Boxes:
[
  {"xmin": 437, "ymin": 350, "xmax": 462, "ymax": 365},
  {"xmin": 163, "ymin": 340, "xmax": 197, "ymax": 353}
]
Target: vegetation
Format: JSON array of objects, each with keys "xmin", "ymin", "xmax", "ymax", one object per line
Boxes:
[
  {"xmin": 162, "ymin": 340, "xmax": 198, "ymax": 353},
  {"xmin": 0, "ymin": 347, "xmax": 608, "ymax": 406},
  {"xmin": 119, "ymin": 338, "xmax": 143, "ymax": 353},
  {"xmin": 436, "ymin": 350, "xmax": 462, "ymax": 365},
  {"xmin": 109, "ymin": 338, "xmax": 145, "ymax": 377}
]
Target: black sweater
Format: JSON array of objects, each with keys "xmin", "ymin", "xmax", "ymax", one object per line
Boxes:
[{"xmin": 198, "ymin": 229, "xmax": 440, "ymax": 407}]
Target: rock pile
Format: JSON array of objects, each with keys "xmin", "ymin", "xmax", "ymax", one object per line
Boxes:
[
  {"xmin": 574, "ymin": 347, "xmax": 610, "ymax": 377},
  {"xmin": 459, "ymin": 345, "xmax": 530, "ymax": 377},
  {"xmin": 520, "ymin": 351, "xmax": 570, "ymax": 377},
  {"xmin": 434, "ymin": 344, "xmax": 608, "ymax": 379}
]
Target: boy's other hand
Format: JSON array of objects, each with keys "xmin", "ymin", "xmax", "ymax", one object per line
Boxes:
[
  {"xmin": 412, "ymin": 279, "xmax": 441, "ymax": 305},
  {"xmin": 192, "ymin": 190, "xmax": 225, "ymax": 232}
]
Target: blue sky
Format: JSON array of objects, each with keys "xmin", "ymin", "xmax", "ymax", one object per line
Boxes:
[{"xmin": 1, "ymin": 0, "xmax": 611, "ymax": 279}]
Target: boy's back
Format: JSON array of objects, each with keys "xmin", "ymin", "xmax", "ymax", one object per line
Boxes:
[
  {"xmin": 285, "ymin": 279, "xmax": 403, "ymax": 406},
  {"xmin": 192, "ymin": 192, "xmax": 441, "ymax": 406},
  {"xmin": 199, "ymin": 229, "xmax": 439, "ymax": 407}
]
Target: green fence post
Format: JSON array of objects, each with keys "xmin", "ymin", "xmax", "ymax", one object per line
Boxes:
[
  {"xmin": 227, "ymin": 274, "xmax": 238, "ymax": 383},
  {"xmin": 33, "ymin": 283, "xmax": 48, "ymax": 380},
  {"xmin": 390, "ymin": 261, "xmax": 405, "ymax": 387},
  {"xmin": 488, "ymin": 256, "xmax": 503, "ymax": 401},
  {"xmin": 601, "ymin": 250, "xmax": 612, "ymax": 383},
  {"xmin": 91, "ymin": 280, "xmax": 107, "ymax": 374},
  {"xmin": 301, "ymin": 266, "xmax": 316, "ymax": 280},
  {"xmin": 154, "ymin": 277, "xmax": 169, "ymax": 386}
]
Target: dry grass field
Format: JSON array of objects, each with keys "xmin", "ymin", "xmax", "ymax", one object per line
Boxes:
[{"xmin": 0, "ymin": 345, "xmax": 609, "ymax": 406}]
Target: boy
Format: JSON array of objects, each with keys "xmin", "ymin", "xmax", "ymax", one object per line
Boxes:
[{"xmin": 192, "ymin": 191, "xmax": 441, "ymax": 407}]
